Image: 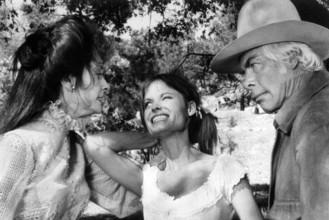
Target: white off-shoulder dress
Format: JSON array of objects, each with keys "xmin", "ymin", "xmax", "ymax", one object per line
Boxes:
[{"xmin": 141, "ymin": 154, "xmax": 246, "ymax": 220}]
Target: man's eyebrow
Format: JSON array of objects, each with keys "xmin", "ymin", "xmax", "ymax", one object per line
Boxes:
[{"xmin": 241, "ymin": 54, "xmax": 257, "ymax": 68}]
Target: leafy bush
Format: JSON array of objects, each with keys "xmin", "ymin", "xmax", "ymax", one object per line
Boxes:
[{"xmin": 0, "ymin": 59, "xmax": 13, "ymax": 109}]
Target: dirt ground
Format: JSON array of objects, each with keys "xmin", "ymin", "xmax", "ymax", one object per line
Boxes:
[
  {"xmin": 82, "ymin": 109, "xmax": 276, "ymax": 217},
  {"xmin": 215, "ymin": 109, "xmax": 275, "ymax": 185}
]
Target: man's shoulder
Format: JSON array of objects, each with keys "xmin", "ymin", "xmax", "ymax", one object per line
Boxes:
[{"xmin": 294, "ymin": 86, "xmax": 329, "ymax": 132}]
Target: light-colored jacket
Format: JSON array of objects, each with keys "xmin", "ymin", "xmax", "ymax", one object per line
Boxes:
[{"xmin": 269, "ymin": 70, "xmax": 329, "ymax": 220}]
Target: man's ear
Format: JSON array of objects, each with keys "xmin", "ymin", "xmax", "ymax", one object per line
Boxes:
[
  {"xmin": 288, "ymin": 56, "xmax": 299, "ymax": 70},
  {"xmin": 61, "ymin": 75, "xmax": 77, "ymax": 92},
  {"xmin": 187, "ymin": 101, "xmax": 197, "ymax": 116}
]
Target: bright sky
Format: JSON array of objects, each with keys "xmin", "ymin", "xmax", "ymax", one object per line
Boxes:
[
  {"xmin": 10, "ymin": 0, "xmax": 162, "ymax": 37},
  {"xmin": 9, "ymin": 0, "xmax": 201, "ymax": 40},
  {"xmin": 119, "ymin": 11, "xmax": 163, "ymax": 39},
  {"xmin": 126, "ymin": 12, "xmax": 162, "ymax": 30},
  {"xmin": 126, "ymin": 1, "xmax": 182, "ymax": 30}
]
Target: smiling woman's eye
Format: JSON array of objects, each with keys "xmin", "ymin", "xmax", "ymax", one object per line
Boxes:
[
  {"xmin": 144, "ymin": 101, "xmax": 151, "ymax": 108},
  {"xmin": 162, "ymin": 95, "xmax": 172, "ymax": 100}
]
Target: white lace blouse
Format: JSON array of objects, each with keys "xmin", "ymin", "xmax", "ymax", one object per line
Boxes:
[
  {"xmin": 0, "ymin": 101, "xmax": 141, "ymax": 219},
  {"xmin": 141, "ymin": 154, "xmax": 246, "ymax": 220}
]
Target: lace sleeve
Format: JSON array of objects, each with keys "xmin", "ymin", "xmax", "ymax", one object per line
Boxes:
[
  {"xmin": 85, "ymin": 156, "xmax": 142, "ymax": 218},
  {"xmin": 219, "ymin": 155, "xmax": 247, "ymax": 204},
  {"xmin": 0, "ymin": 132, "xmax": 34, "ymax": 219}
]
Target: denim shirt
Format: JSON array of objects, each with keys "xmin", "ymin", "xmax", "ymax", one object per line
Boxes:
[{"xmin": 268, "ymin": 70, "xmax": 329, "ymax": 220}]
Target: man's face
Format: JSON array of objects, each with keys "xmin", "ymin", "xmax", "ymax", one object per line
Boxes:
[{"xmin": 240, "ymin": 47, "xmax": 293, "ymax": 113}]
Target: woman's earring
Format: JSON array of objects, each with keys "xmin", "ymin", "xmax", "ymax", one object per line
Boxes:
[
  {"xmin": 196, "ymin": 107, "xmax": 202, "ymax": 119},
  {"xmin": 71, "ymin": 84, "xmax": 75, "ymax": 92}
]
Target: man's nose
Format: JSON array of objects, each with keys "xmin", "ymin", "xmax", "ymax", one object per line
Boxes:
[{"xmin": 242, "ymin": 68, "xmax": 256, "ymax": 90}]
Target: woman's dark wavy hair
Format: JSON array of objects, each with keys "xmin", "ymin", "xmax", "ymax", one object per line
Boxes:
[
  {"xmin": 0, "ymin": 15, "xmax": 113, "ymax": 134},
  {"xmin": 140, "ymin": 73, "xmax": 218, "ymax": 155}
]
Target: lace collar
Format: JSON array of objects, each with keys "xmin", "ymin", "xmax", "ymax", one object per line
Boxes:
[{"xmin": 40, "ymin": 100, "xmax": 86, "ymax": 138}]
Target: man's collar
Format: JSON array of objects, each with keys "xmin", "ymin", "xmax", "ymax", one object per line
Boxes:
[{"xmin": 274, "ymin": 70, "xmax": 329, "ymax": 134}]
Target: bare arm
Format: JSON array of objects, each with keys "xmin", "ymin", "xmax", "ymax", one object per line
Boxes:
[
  {"xmin": 232, "ymin": 178, "xmax": 264, "ymax": 220},
  {"xmin": 82, "ymin": 132, "xmax": 155, "ymax": 196},
  {"xmin": 86, "ymin": 131, "xmax": 158, "ymax": 152}
]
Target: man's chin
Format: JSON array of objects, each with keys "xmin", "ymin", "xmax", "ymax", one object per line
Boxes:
[{"xmin": 259, "ymin": 103, "xmax": 278, "ymax": 114}]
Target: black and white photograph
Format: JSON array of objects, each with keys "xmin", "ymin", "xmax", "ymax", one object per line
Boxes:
[{"xmin": 1, "ymin": 0, "xmax": 329, "ymax": 219}]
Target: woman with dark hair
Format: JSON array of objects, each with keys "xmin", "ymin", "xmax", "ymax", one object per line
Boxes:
[
  {"xmin": 83, "ymin": 73, "xmax": 263, "ymax": 220},
  {"xmin": 0, "ymin": 15, "xmax": 156, "ymax": 219}
]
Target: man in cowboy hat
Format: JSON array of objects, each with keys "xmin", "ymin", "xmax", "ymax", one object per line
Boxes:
[{"xmin": 211, "ymin": 0, "xmax": 329, "ymax": 219}]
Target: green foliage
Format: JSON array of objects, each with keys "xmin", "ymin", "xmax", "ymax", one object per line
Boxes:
[
  {"xmin": 0, "ymin": 0, "xmax": 63, "ymax": 59},
  {"xmin": 138, "ymin": 0, "xmax": 171, "ymax": 15},
  {"xmin": 144, "ymin": 0, "xmax": 242, "ymax": 41},
  {"xmin": 65, "ymin": 0, "xmax": 135, "ymax": 33},
  {"xmin": 0, "ymin": 59, "xmax": 13, "ymax": 109},
  {"xmin": 0, "ymin": 1, "xmax": 21, "ymax": 57},
  {"xmin": 0, "ymin": 1, "xmax": 20, "ymax": 41},
  {"xmin": 21, "ymin": 0, "xmax": 62, "ymax": 29}
]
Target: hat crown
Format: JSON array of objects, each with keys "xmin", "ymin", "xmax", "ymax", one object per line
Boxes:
[
  {"xmin": 210, "ymin": 0, "xmax": 329, "ymax": 73},
  {"xmin": 237, "ymin": 0, "xmax": 301, "ymax": 37}
]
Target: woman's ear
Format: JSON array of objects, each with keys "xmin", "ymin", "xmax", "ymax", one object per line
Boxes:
[
  {"xmin": 187, "ymin": 101, "xmax": 197, "ymax": 116},
  {"xmin": 61, "ymin": 75, "xmax": 77, "ymax": 92}
]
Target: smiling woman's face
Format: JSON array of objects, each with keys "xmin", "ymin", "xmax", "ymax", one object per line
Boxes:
[{"xmin": 143, "ymin": 80, "xmax": 189, "ymax": 136}]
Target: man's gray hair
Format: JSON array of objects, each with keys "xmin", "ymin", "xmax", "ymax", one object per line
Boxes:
[{"xmin": 259, "ymin": 42, "xmax": 324, "ymax": 72}]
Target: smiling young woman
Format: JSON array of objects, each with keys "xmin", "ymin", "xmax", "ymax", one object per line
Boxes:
[{"xmin": 82, "ymin": 73, "xmax": 264, "ymax": 220}]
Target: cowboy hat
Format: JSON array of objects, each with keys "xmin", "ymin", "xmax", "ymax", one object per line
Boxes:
[{"xmin": 210, "ymin": 0, "xmax": 329, "ymax": 73}]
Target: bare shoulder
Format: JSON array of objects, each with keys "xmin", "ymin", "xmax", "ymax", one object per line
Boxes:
[
  {"xmin": 189, "ymin": 153, "xmax": 218, "ymax": 176},
  {"xmin": 197, "ymin": 153, "xmax": 241, "ymax": 170}
]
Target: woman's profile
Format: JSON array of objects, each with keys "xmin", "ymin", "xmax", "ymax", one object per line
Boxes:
[{"xmin": 0, "ymin": 15, "xmax": 155, "ymax": 219}]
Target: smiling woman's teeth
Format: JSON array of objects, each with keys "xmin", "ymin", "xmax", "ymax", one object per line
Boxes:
[{"xmin": 152, "ymin": 115, "xmax": 167, "ymax": 123}]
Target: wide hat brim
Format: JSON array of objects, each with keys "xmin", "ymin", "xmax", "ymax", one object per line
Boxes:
[{"xmin": 210, "ymin": 20, "xmax": 329, "ymax": 73}]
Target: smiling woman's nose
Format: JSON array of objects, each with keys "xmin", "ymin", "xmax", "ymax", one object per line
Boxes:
[{"xmin": 151, "ymin": 102, "xmax": 162, "ymax": 112}]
